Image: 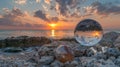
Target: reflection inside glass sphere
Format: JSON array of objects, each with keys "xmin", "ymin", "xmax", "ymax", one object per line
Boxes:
[
  {"xmin": 55, "ymin": 45, "xmax": 74, "ymax": 63},
  {"xmin": 74, "ymin": 19, "xmax": 103, "ymax": 46}
]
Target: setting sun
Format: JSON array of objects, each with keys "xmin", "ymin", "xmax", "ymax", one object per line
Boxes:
[{"xmin": 48, "ymin": 23, "xmax": 57, "ymax": 28}]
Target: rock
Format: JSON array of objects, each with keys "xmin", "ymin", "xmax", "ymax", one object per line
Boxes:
[
  {"xmin": 0, "ymin": 60, "xmax": 37, "ymax": 67},
  {"xmin": 1, "ymin": 36, "xmax": 52, "ymax": 48},
  {"xmin": 100, "ymin": 59, "xmax": 119, "ymax": 67},
  {"xmin": 2, "ymin": 47, "xmax": 23, "ymax": 53},
  {"xmin": 114, "ymin": 36, "xmax": 120, "ymax": 50},
  {"xmin": 50, "ymin": 60, "xmax": 63, "ymax": 67},
  {"xmin": 0, "ymin": 40, "xmax": 6, "ymax": 48},
  {"xmin": 70, "ymin": 60, "xmax": 79, "ymax": 66},
  {"xmin": 80, "ymin": 57, "xmax": 118, "ymax": 67},
  {"xmin": 0, "ymin": 32, "xmax": 120, "ymax": 67},
  {"xmin": 80, "ymin": 57, "xmax": 97, "ymax": 67},
  {"xmin": 114, "ymin": 56, "xmax": 120, "ymax": 67},
  {"xmin": 93, "ymin": 45, "xmax": 103, "ymax": 52},
  {"xmin": 105, "ymin": 48, "xmax": 120, "ymax": 58},
  {"xmin": 38, "ymin": 56, "xmax": 54, "ymax": 65},
  {"xmin": 100, "ymin": 32, "xmax": 119, "ymax": 47},
  {"xmin": 27, "ymin": 58, "xmax": 38, "ymax": 63},
  {"xmin": 59, "ymin": 38, "xmax": 76, "ymax": 42},
  {"xmin": 94, "ymin": 53, "xmax": 107, "ymax": 60},
  {"xmin": 73, "ymin": 46, "xmax": 88, "ymax": 57},
  {"xmin": 64, "ymin": 60, "xmax": 81, "ymax": 67},
  {"xmin": 37, "ymin": 65, "xmax": 50, "ymax": 67},
  {"xmin": 38, "ymin": 46, "xmax": 55, "ymax": 57},
  {"xmin": 86, "ymin": 47, "xmax": 95, "ymax": 57},
  {"xmin": 109, "ymin": 56, "xmax": 116, "ymax": 62}
]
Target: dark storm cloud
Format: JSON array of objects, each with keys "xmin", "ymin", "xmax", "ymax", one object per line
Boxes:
[{"xmin": 86, "ymin": 2, "xmax": 120, "ymax": 16}]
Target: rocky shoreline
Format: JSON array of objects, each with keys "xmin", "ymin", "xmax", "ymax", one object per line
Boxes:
[{"xmin": 0, "ymin": 32, "xmax": 120, "ymax": 67}]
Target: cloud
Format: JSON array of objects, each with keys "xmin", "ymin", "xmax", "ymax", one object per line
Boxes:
[
  {"xmin": 0, "ymin": 15, "xmax": 3, "ymax": 18},
  {"xmin": 49, "ymin": 0, "xmax": 85, "ymax": 18},
  {"xmin": 0, "ymin": 8, "xmax": 46, "ymax": 28},
  {"xmin": 48, "ymin": 0, "xmax": 80, "ymax": 17},
  {"xmin": 14, "ymin": 0, "xmax": 27, "ymax": 4},
  {"xmin": 0, "ymin": 8, "xmax": 25, "ymax": 26},
  {"xmin": 34, "ymin": 10, "xmax": 49, "ymax": 22},
  {"xmin": 44, "ymin": 0, "xmax": 51, "ymax": 4},
  {"xmin": 36, "ymin": 0, "xmax": 41, "ymax": 3},
  {"xmin": 50, "ymin": 17, "xmax": 59, "ymax": 22},
  {"xmin": 34, "ymin": 9, "xmax": 70, "ymax": 22},
  {"xmin": 84, "ymin": 1, "xmax": 120, "ymax": 16},
  {"xmin": 2, "ymin": 8, "xmax": 10, "ymax": 13}
]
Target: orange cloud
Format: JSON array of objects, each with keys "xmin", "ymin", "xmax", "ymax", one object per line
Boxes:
[
  {"xmin": 44, "ymin": 0, "xmax": 51, "ymax": 4},
  {"xmin": 14, "ymin": 0, "xmax": 27, "ymax": 4},
  {"xmin": 0, "ymin": 8, "xmax": 48, "ymax": 30}
]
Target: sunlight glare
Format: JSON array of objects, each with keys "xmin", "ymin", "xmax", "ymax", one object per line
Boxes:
[{"xmin": 49, "ymin": 23, "xmax": 57, "ymax": 28}]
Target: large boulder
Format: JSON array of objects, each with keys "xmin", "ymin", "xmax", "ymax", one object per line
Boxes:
[
  {"xmin": 99, "ymin": 32, "xmax": 120, "ymax": 47},
  {"xmin": 114, "ymin": 36, "xmax": 120, "ymax": 50}
]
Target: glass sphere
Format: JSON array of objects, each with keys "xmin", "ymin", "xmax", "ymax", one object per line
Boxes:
[
  {"xmin": 55, "ymin": 45, "xmax": 74, "ymax": 63},
  {"xmin": 74, "ymin": 19, "xmax": 103, "ymax": 46}
]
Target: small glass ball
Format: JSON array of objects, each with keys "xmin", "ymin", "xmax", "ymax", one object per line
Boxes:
[{"xmin": 55, "ymin": 45, "xmax": 74, "ymax": 63}]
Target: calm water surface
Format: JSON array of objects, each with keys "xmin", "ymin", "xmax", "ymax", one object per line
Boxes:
[
  {"xmin": 0, "ymin": 30, "xmax": 74, "ymax": 39},
  {"xmin": 0, "ymin": 30, "xmax": 119, "ymax": 40}
]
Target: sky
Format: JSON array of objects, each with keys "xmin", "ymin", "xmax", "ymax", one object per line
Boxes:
[{"xmin": 0, "ymin": 0, "xmax": 120, "ymax": 30}]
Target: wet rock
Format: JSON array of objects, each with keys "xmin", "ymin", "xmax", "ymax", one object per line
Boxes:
[{"xmin": 38, "ymin": 56, "xmax": 54, "ymax": 65}]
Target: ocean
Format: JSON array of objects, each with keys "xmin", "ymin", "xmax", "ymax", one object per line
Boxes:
[
  {"xmin": 0, "ymin": 30, "xmax": 74, "ymax": 40},
  {"xmin": 0, "ymin": 30, "xmax": 119, "ymax": 40}
]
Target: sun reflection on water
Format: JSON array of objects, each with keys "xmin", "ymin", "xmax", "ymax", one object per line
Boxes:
[{"xmin": 51, "ymin": 29, "xmax": 55, "ymax": 37}]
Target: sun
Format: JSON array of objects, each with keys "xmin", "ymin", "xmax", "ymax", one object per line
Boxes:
[{"xmin": 48, "ymin": 23, "xmax": 57, "ymax": 28}]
